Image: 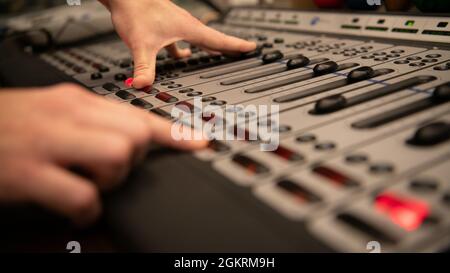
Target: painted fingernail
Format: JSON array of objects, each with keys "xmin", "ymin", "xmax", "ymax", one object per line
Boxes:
[{"xmin": 125, "ymin": 77, "xmax": 134, "ymax": 87}]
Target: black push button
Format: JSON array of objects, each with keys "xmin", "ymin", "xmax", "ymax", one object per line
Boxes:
[
  {"xmin": 208, "ymin": 140, "xmax": 230, "ymax": 153},
  {"xmin": 286, "ymin": 56, "xmax": 310, "ymax": 69},
  {"xmin": 432, "ymin": 82, "xmax": 450, "ymax": 101},
  {"xmin": 347, "ymin": 66, "xmax": 374, "ymax": 83},
  {"xmin": 187, "ymin": 91, "xmax": 202, "ymax": 97},
  {"xmin": 314, "ymin": 142, "xmax": 337, "ymax": 151},
  {"xmin": 102, "ymin": 83, "xmax": 120, "ymax": 92},
  {"xmin": 200, "ymin": 56, "xmax": 210, "ymax": 63},
  {"xmin": 257, "ymin": 35, "xmax": 267, "ymax": 41},
  {"xmin": 150, "ymin": 108, "xmax": 172, "ymax": 119},
  {"xmin": 73, "ymin": 66, "xmax": 86, "ymax": 73},
  {"xmin": 131, "ymin": 98, "xmax": 153, "ymax": 109},
  {"xmin": 115, "ymin": 90, "xmax": 136, "ymax": 100},
  {"xmin": 369, "ymin": 162, "xmax": 394, "ymax": 174},
  {"xmin": 90, "ymin": 72, "xmax": 103, "ymax": 80},
  {"xmin": 314, "ymin": 94, "xmax": 347, "ymax": 114},
  {"xmin": 313, "ymin": 61, "xmax": 338, "ymax": 76},
  {"xmin": 345, "ymin": 154, "xmax": 369, "ymax": 164},
  {"xmin": 114, "ymin": 73, "xmax": 127, "ymax": 81},
  {"xmin": 120, "ymin": 60, "xmax": 131, "ymax": 68},
  {"xmin": 160, "ymin": 81, "xmax": 174, "ymax": 86},
  {"xmin": 276, "ymin": 125, "xmax": 291, "ymax": 133},
  {"xmin": 337, "ymin": 213, "xmax": 398, "ymax": 245},
  {"xmin": 210, "ymin": 100, "xmax": 226, "ymax": 106},
  {"xmin": 163, "ymin": 63, "xmax": 176, "ymax": 70},
  {"xmin": 201, "ymin": 96, "xmax": 216, "ymax": 102},
  {"xmin": 274, "ymin": 38, "xmax": 284, "ymax": 43},
  {"xmin": 98, "ymin": 65, "xmax": 110, "ymax": 72},
  {"xmin": 262, "ymin": 50, "xmax": 284, "ymax": 64},
  {"xmin": 407, "ymin": 122, "xmax": 450, "ymax": 146},
  {"xmin": 296, "ymin": 134, "xmax": 316, "ymax": 143},
  {"xmin": 443, "ymin": 193, "xmax": 450, "ymax": 206},
  {"xmin": 178, "ymin": 88, "xmax": 194, "ymax": 93},
  {"xmin": 232, "ymin": 154, "xmax": 269, "ymax": 175},
  {"xmin": 409, "ymin": 178, "xmax": 439, "ymax": 192},
  {"xmin": 241, "ymin": 47, "xmax": 262, "ymax": 59},
  {"xmin": 277, "ymin": 180, "xmax": 321, "ymax": 203},
  {"xmin": 174, "ymin": 61, "xmax": 187, "ymax": 68},
  {"xmin": 187, "ymin": 58, "xmax": 199, "ymax": 65}
]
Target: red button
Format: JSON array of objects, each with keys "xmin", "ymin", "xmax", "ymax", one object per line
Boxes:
[
  {"xmin": 175, "ymin": 101, "xmax": 198, "ymax": 113},
  {"xmin": 375, "ymin": 192, "xmax": 429, "ymax": 232},
  {"xmin": 312, "ymin": 165, "xmax": 359, "ymax": 187},
  {"xmin": 271, "ymin": 146, "xmax": 303, "ymax": 162},
  {"xmin": 156, "ymin": 92, "xmax": 178, "ymax": 103}
]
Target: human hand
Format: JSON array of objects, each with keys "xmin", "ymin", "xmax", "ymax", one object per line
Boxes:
[
  {"xmin": 0, "ymin": 84, "xmax": 207, "ymax": 226},
  {"xmin": 99, "ymin": 0, "xmax": 257, "ymax": 88}
]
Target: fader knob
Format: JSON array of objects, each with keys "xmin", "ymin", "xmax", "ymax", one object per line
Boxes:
[
  {"xmin": 432, "ymin": 82, "xmax": 450, "ymax": 101},
  {"xmin": 347, "ymin": 66, "xmax": 375, "ymax": 83},
  {"xmin": 407, "ymin": 122, "xmax": 450, "ymax": 146},
  {"xmin": 114, "ymin": 73, "xmax": 127, "ymax": 81},
  {"xmin": 314, "ymin": 94, "xmax": 347, "ymax": 114},
  {"xmin": 286, "ymin": 56, "xmax": 310, "ymax": 69},
  {"xmin": 90, "ymin": 72, "xmax": 103, "ymax": 80},
  {"xmin": 313, "ymin": 61, "xmax": 338, "ymax": 76},
  {"xmin": 262, "ymin": 50, "xmax": 284, "ymax": 64},
  {"xmin": 240, "ymin": 47, "xmax": 262, "ymax": 59}
]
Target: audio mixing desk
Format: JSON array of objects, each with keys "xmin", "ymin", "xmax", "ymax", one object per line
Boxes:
[{"xmin": 1, "ymin": 7, "xmax": 450, "ymax": 252}]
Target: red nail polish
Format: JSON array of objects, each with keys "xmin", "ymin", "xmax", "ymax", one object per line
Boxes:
[{"xmin": 125, "ymin": 77, "xmax": 134, "ymax": 87}]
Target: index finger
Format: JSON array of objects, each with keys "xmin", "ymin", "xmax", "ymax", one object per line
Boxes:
[{"xmin": 185, "ymin": 23, "xmax": 257, "ymax": 53}]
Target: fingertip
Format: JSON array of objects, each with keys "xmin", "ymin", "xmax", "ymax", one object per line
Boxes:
[
  {"xmin": 184, "ymin": 139, "xmax": 209, "ymax": 150},
  {"xmin": 240, "ymin": 40, "xmax": 257, "ymax": 52},
  {"xmin": 179, "ymin": 48, "xmax": 192, "ymax": 58},
  {"xmin": 133, "ymin": 75, "xmax": 153, "ymax": 89},
  {"xmin": 179, "ymin": 127, "xmax": 210, "ymax": 150},
  {"xmin": 71, "ymin": 186, "xmax": 102, "ymax": 227}
]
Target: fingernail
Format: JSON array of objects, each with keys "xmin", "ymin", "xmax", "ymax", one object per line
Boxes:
[{"xmin": 125, "ymin": 77, "xmax": 134, "ymax": 87}]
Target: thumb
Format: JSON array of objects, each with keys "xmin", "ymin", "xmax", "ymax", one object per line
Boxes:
[{"xmin": 131, "ymin": 44, "xmax": 157, "ymax": 89}]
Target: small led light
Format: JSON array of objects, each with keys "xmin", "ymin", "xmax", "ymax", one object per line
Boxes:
[
  {"xmin": 125, "ymin": 77, "xmax": 134, "ymax": 87},
  {"xmin": 405, "ymin": 20, "xmax": 415, "ymax": 27}
]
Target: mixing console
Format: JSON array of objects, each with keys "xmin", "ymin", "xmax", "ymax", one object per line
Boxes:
[{"xmin": 36, "ymin": 8, "xmax": 450, "ymax": 252}]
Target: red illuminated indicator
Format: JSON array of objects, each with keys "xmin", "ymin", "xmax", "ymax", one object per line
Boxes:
[
  {"xmin": 202, "ymin": 112, "xmax": 216, "ymax": 122},
  {"xmin": 175, "ymin": 101, "xmax": 196, "ymax": 113},
  {"xmin": 271, "ymin": 146, "xmax": 303, "ymax": 162},
  {"xmin": 125, "ymin": 77, "xmax": 134, "ymax": 87},
  {"xmin": 375, "ymin": 192, "xmax": 429, "ymax": 232},
  {"xmin": 312, "ymin": 165, "xmax": 359, "ymax": 187}
]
